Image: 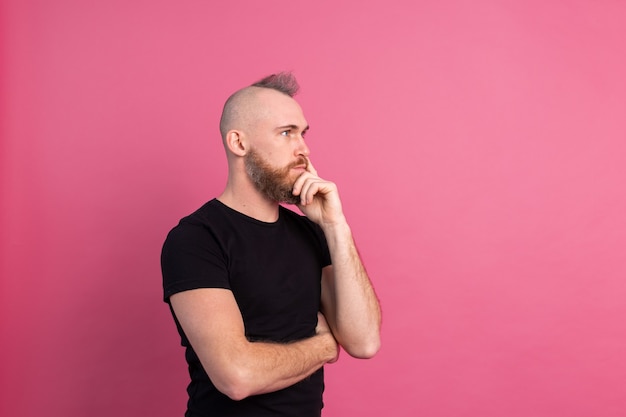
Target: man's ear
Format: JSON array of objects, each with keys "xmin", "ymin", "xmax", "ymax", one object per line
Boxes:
[{"xmin": 225, "ymin": 130, "xmax": 247, "ymax": 156}]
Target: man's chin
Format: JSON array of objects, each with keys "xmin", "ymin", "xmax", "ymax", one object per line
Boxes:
[
  {"xmin": 280, "ymin": 195, "xmax": 300, "ymax": 205},
  {"xmin": 273, "ymin": 188, "xmax": 299, "ymax": 205},
  {"xmin": 277, "ymin": 181, "xmax": 300, "ymax": 205}
]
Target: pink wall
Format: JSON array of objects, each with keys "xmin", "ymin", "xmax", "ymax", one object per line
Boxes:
[{"xmin": 2, "ymin": 1, "xmax": 625, "ymax": 416}]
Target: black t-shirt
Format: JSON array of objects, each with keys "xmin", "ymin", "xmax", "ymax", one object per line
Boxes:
[{"xmin": 161, "ymin": 199, "xmax": 332, "ymax": 417}]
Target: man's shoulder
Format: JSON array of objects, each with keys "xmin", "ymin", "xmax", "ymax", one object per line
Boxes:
[
  {"xmin": 164, "ymin": 199, "xmax": 224, "ymax": 241},
  {"xmin": 179, "ymin": 198, "xmax": 222, "ymax": 225}
]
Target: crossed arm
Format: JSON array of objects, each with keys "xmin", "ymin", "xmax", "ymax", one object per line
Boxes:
[{"xmin": 170, "ymin": 288, "xmax": 338, "ymax": 401}]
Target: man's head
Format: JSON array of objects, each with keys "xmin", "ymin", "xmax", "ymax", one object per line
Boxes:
[{"xmin": 219, "ymin": 73, "xmax": 311, "ymax": 204}]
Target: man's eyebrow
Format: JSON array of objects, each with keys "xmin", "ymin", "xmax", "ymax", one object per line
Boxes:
[{"xmin": 276, "ymin": 124, "xmax": 310, "ymax": 132}]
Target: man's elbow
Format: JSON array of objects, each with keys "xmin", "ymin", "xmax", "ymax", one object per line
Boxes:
[
  {"xmin": 212, "ymin": 366, "xmax": 255, "ymax": 401},
  {"xmin": 218, "ymin": 384, "xmax": 250, "ymax": 402},
  {"xmin": 344, "ymin": 337, "xmax": 381, "ymax": 359}
]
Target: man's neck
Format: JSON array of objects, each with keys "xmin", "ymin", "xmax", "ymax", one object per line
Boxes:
[{"xmin": 217, "ymin": 185, "xmax": 280, "ymax": 223}]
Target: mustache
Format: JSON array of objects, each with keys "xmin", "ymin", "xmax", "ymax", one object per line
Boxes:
[{"xmin": 287, "ymin": 156, "xmax": 308, "ymax": 171}]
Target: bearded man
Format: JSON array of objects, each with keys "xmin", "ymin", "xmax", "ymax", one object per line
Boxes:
[{"xmin": 161, "ymin": 72, "xmax": 381, "ymax": 417}]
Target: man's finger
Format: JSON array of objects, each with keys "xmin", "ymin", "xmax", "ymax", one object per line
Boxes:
[{"xmin": 305, "ymin": 157, "xmax": 318, "ymax": 176}]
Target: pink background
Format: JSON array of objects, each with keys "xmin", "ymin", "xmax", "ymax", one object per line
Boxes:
[{"xmin": 2, "ymin": 1, "xmax": 625, "ymax": 416}]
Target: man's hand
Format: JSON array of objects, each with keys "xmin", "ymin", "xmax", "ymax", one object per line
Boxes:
[
  {"xmin": 292, "ymin": 158, "xmax": 346, "ymax": 227},
  {"xmin": 316, "ymin": 312, "xmax": 339, "ymax": 364}
]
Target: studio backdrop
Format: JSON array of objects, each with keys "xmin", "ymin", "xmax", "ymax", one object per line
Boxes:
[{"xmin": 1, "ymin": 1, "xmax": 625, "ymax": 416}]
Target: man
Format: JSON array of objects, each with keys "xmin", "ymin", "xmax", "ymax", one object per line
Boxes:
[{"xmin": 161, "ymin": 72, "xmax": 381, "ymax": 416}]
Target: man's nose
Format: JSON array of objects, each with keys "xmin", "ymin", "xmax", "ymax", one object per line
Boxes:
[{"xmin": 296, "ymin": 135, "xmax": 310, "ymax": 156}]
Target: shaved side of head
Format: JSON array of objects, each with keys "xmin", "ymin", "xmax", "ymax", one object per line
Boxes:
[
  {"xmin": 219, "ymin": 72, "xmax": 300, "ymax": 140},
  {"xmin": 218, "ymin": 87, "xmax": 261, "ymax": 140}
]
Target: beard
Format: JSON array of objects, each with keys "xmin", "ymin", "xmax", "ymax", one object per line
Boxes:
[{"xmin": 244, "ymin": 149, "xmax": 307, "ymax": 204}]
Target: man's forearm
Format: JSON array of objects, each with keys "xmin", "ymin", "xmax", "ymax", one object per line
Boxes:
[
  {"xmin": 321, "ymin": 221, "xmax": 381, "ymax": 358},
  {"xmin": 210, "ymin": 327, "xmax": 337, "ymax": 400}
]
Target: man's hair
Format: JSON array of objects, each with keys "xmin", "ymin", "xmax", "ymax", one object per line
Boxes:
[
  {"xmin": 219, "ymin": 72, "xmax": 300, "ymax": 139},
  {"xmin": 251, "ymin": 72, "xmax": 300, "ymax": 97}
]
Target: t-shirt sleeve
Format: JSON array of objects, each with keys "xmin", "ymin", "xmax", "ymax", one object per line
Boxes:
[{"xmin": 161, "ymin": 221, "xmax": 230, "ymax": 302}]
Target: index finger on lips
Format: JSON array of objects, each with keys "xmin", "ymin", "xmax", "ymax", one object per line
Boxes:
[{"xmin": 305, "ymin": 157, "xmax": 318, "ymax": 176}]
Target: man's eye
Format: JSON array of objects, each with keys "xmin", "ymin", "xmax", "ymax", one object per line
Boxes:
[{"xmin": 281, "ymin": 130, "xmax": 290, "ymax": 136}]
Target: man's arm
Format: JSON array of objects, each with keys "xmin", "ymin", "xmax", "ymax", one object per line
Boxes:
[
  {"xmin": 170, "ymin": 288, "xmax": 338, "ymax": 401},
  {"xmin": 293, "ymin": 159, "xmax": 382, "ymax": 358},
  {"xmin": 319, "ymin": 225, "xmax": 381, "ymax": 358}
]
